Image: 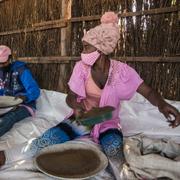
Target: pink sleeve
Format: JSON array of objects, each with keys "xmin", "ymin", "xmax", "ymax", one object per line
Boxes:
[
  {"xmin": 119, "ymin": 64, "xmax": 143, "ymax": 100},
  {"xmin": 68, "ymin": 61, "xmax": 86, "ymax": 98}
]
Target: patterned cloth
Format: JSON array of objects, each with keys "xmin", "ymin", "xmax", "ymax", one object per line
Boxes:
[
  {"xmin": 99, "ymin": 129, "xmax": 123, "ymax": 157},
  {"xmin": 5, "ymin": 124, "xmax": 123, "ymax": 164},
  {"xmin": 27, "ymin": 127, "xmax": 72, "ymax": 156},
  {"xmin": 27, "ymin": 125, "xmax": 123, "ymax": 159},
  {"xmin": 82, "ymin": 12, "xmax": 120, "ymax": 55}
]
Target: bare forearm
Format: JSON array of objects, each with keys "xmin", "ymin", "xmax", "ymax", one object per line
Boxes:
[
  {"xmin": 137, "ymin": 82, "xmax": 180, "ymax": 128},
  {"xmin": 145, "ymin": 89, "xmax": 166, "ymax": 108},
  {"xmin": 137, "ymin": 82, "xmax": 166, "ymax": 108}
]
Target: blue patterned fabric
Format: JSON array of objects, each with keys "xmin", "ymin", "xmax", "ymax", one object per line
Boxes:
[
  {"xmin": 28, "ymin": 126, "xmax": 78, "ymax": 156},
  {"xmin": 99, "ymin": 129, "xmax": 123, "ymax": 157},
  {"xmin": 25, "ymin": 125, "xmax": 123, "ymax": 159}
]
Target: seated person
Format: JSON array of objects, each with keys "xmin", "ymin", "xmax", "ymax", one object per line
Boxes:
[
  {"xmin": 0, "ymin": 45, "xmax": 40, "ymax": 137},
  {"xmin": 0, "ymin": 12, "xmax": 179, "ymax": 168}
]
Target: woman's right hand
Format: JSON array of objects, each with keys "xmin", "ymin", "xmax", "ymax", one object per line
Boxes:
[
  {"xmin": 74, "ymin": 107, "xmax": 85, "ymax": 119},
  {"xmin": 73, "ymin": 100, "xmax": 86, "ymax": 119},
  {"xmin": 66, "ymin": 90, "xmax": 86, "ymax": 119}
]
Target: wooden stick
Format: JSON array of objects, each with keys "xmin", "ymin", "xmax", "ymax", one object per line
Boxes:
[
  {"xmin": 120, "ymin": 6, "xmax": 179, "ymax": 17},
  {"xmin": 18, "ymin": 56, "xmax": 180, "ymax": 63},
  {"xmin": 70, "ymin": 6, "xmax": 179, "ymax": 21},
  {"xmin": 0, "ymin": 22, "xmax": 67, "ymax": 36},
  {"xmin": 0, "ymin": 6, "xmax": 178, "ymax": 36},
  {"xmin": 61, "ymin": 0, "xmax": 72, "ymax": 56}
]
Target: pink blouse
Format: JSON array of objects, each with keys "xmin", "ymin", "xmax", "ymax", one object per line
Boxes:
[
  {"xmin": 68, "ymin": 59, "xmax": 143, "ymax": 142},
  {"xmin": 83, "ymin": 72, "xmax": 102, "ymax": 111}
]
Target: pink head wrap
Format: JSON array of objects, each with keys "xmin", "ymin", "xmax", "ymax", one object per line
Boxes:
[
  {"xmin": 0, "ymin": 45, "xmax": 11, "ymax": 63},
  {"xmin": 82, "ymin": 12, "xmax": 120, "ymax": 55}
]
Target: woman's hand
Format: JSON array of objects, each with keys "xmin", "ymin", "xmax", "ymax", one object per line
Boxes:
[
  {"xmin": 158, "ymin": 102, "xmax": 180, "ymax": 128},
  {"xmin": 74, "ymin": 108, "xmax": 84, "ymax": 119},
  {"xmin": 66, "ymin": 90, "xmax": 86, "ymax": 119},
  {"xmin": 15, "ymin": 95, "xmax": 26, "ymax": 102},
  {"xmin": 137, "ymin": 82, "xmax": 180, "ymax": 128}
]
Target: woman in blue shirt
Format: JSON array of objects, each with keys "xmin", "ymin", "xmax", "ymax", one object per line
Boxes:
[{"xmin": 0, "ymin": 45, "xmax": 40, "ymax": 137}]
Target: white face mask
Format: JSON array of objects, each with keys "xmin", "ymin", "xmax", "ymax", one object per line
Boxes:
[{"xmin": 81, "ymin": 50, "xmax": 100, "ymax": 66}]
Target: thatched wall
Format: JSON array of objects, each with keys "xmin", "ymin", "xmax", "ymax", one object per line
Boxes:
[{"xmin": 0, "ymin": 0, "xmax": 179, "ymax": 100}]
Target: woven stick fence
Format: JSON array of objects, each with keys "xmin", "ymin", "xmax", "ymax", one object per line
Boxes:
[{"xmin": 0, "ymin": 0, "xmax": 179, "ymax": 100}]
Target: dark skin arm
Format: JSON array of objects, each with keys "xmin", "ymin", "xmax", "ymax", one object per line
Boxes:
[
  {"xmin": 66, "ymin": 89, "xmax": 86, "ymax": 119},
  {"xmin": 137, "ymin": 82, "xmax": 180, "ymax": 128}
]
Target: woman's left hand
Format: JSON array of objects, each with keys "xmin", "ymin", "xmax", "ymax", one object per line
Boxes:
[
  {"xmin": 158, "ymin": 102, "xmax": 180, "ymax": 128},
  {"xmin": 15, "ymin": 95, "xmax": 26, "ymax": 102}
]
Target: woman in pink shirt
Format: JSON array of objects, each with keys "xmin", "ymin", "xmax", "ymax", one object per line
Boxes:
[
  {"xmin": 0, "ymin": 12, "xmax": 179, "ymax": 168},
  {"xmin": 65, "ymin": 11, "xmax": 180, "ymax": 157}
]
